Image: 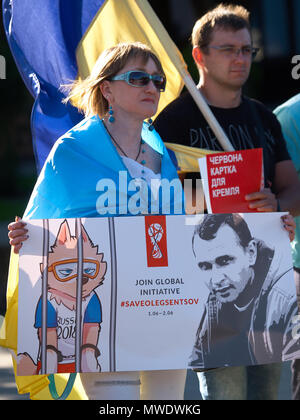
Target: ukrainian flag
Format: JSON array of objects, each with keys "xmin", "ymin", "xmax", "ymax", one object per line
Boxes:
[
  {"xmin": 2, "ymin": 0, "xmax": 103, "ymax": 174},
  {"xmin": 165, "ymin": 143, "xmax": 217, "ymax": 173},
  {"xmin": 2, "ymin": 0, "xmax": 184, "ymax": 174}
]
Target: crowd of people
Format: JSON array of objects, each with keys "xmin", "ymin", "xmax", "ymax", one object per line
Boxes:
[{"xmin": 5, "ymin": 3, "xmax": 300, "ymax": 400}]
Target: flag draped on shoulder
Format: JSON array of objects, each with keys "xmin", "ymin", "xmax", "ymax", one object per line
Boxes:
[{"xmin": 2, "ymin": 0, "xmax": 228, "ymax": 401}]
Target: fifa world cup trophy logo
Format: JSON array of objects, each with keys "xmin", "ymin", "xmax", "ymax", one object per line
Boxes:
[
  {"xmin": 145, "ymin": 216, "xmax": 168, "ymax": 267},
  {"xmin": 148, "ymin": 223, "xmax": 164, "ymax": 259}
]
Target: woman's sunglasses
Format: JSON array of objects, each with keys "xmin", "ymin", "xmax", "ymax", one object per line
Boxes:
[{"xmin": 109, "ymin": 71, "xmax": 166, "ymax": 92}]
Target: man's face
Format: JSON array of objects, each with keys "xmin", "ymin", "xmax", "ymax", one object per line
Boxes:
[
  {"xmin": 193, "ymin": 224, "xmax": 255, "ymax": 303},
  {"xmin": 200, "ymin": 27, "xmax": 252, "ymax": 91}
]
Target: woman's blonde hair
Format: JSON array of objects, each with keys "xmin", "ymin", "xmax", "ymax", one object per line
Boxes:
[{"xmin": 62, "ymin": 42, "xmax": 165, "ymax": 118}]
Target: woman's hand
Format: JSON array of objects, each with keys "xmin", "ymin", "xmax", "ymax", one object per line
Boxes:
[
  {"xmin": 282, "ymin": 214, "xmax": 296, "ymax": 242},
  {"xmin": 8, "ymin": 216, "xmax": 28, "ymax": 254}
]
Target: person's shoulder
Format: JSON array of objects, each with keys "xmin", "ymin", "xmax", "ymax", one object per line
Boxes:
[
  {"xmin": 51, "ymin": 115, "xmax": 102, "ymax": 155},
  {"xmin": 244, "ymin": 96, "xmax": 274, "ymax": 118},
  {"xmin": 274, "ymin": 93, "xmax": 300, "ymax": 117},
  {"xmin": 261, "ymin": 244, "xmax": 296, "ymax": 300},
  {"xmin": 87, "ymin": 291, "xmax": 101, "ymax": 306},
  {"xmin": 269, "ymin": 268, "xmax": 297, "ymax": 305},
  {"xmin": 156, "ymin": 91, "xmax": 194, "ymax": 119},
  {"xmin": 154, "ymin": 91, "xmax": 196, "ymax": 142},
  {"xmin": 244, "ymin": 96, "xmax": 282, "ymax": 129},
  {"xmin": 61, "ymin": 115, "xmax": 101, "ymax": 142}
]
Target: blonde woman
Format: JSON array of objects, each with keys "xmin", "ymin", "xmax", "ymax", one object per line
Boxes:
[{"xmin": 7, "ymin": 42, "xmax": 186, "ymax": 400}]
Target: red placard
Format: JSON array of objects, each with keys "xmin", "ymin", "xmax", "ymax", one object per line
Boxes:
[
  {"xmin": 205, "ymin": 148, "xmax": 263, "ymax": 213},
  {"xmin": 144, "ymin": 215, "xmax": 168, "ymax": 267}
]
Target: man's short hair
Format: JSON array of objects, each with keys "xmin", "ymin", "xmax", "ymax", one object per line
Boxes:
[
  {"xmin": 192, "ymin": 214, "xmax": 253, "ymax": 254},
  {"xmin": 191, "ymin": 3, "xmax": 251, "ymax": 51}
]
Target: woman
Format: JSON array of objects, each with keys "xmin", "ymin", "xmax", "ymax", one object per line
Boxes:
[{"xmin": 6, "ymin": 42, "xmax": 186, "ymax": 400}]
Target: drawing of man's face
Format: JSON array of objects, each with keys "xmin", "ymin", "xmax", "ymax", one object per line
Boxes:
[{"xmin": 193, "ymin": 224, "xmax": 257, "ymax": 303}]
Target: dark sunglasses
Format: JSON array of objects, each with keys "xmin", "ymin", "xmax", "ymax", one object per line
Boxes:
[{"xmin": 109, "ymin": 71, "xmax": 166, "ymax": 92}]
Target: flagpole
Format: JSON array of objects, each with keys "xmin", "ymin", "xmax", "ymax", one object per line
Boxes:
[
  {"xmin": 181, "ymin": 71, "xmax": 235, "ymax": 152},
  {"xmin": 133, "ymin": 0, "xmax": 235, "ymax": 152}
]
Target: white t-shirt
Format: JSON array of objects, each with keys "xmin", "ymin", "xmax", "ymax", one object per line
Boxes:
[{"xmin": 121, "ymin": 156, "xmax": 161, "ymax": 199}]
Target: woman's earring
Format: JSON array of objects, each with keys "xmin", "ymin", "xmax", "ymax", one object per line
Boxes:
[
  {"xmin": 108, "ymin": 105, "xmax": 115, "ymax": 123},
  {"xmin": 148, "ymin": 118, "xmax": 154, "ymax": 131}
]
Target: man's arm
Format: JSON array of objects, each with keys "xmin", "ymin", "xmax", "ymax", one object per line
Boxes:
[{"xmin": 274, "ymin": 160, "xmax": 300, "ymax": 216}]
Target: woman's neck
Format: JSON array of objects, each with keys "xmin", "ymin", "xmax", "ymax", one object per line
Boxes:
[{"xmin": 103, "ymin": 113, "xmax": 144, "ymax": 159}]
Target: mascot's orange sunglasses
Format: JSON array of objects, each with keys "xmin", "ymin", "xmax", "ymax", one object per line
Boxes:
[{"xmin": 48, "ymin": 258, "xmax": 100, "ymax": 282}]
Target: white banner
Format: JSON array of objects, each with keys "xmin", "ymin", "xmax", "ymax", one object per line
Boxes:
[{"xmin": 17, "ymin": 213, "xmax": 300, "ymax": 375}]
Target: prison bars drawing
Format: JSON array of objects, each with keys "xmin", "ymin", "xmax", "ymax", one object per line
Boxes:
[
  {"xmin": 39, "ymin": 217, "xmax": 117, "ymax": 374},
  {"xmin": 75, "ymin": 218, "xmax": 84, "ymax": 372},
  {"xmin": 40, "ymin": 219, "xmax": 49, "ymax": 375},
  {"xmin": 108, "ymin": 217, "xmax": 117, "ymax": 372}
]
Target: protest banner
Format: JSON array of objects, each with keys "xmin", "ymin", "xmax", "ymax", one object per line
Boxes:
[{"xmin": 17, "ymin": 213, "xmax": 300, "ymax": 375}]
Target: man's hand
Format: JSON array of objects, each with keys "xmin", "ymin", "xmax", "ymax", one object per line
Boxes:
[{"xmin": 245, "ymin": 188, "xmax": 277, "ymax": 212}]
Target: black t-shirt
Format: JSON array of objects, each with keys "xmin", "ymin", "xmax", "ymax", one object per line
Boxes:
[{"xmin": 154, "ymin": 91, "xmax": 291, "ymax": 186}]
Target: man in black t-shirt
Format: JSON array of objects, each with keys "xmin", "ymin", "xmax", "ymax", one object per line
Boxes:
[
  {"xmin": 154, "ymin": 3, "xmax": 300, "ymax": 400},
  {"xmin": 155, "ymin": 5, "xmax": 300, "ymax": 216},
  {"xmin": 155, "ymin": 93, "xmax": 290, "ymax": 187}
]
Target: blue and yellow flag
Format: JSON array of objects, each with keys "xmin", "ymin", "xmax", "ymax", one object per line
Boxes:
[
  {"xmin": 2, "ymin": 0, "xmax": 104, "ymax": 174},
  {"xmin": 165, "ymin": 143, "xmax": 217, "ymax": 173},
  {"xmin": 3, "ymin": 0, "xmax": 184, "ymax": 174},
  {"xmin": 75, "ymin": 0, "xmax": 184, "ymax": 117}
]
